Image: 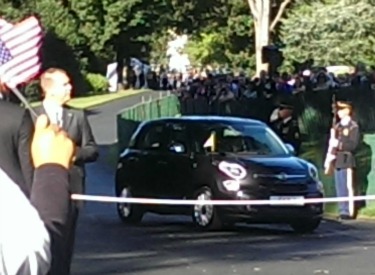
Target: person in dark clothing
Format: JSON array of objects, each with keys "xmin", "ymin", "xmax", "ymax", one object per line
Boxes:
[
  {"xmin": 269, "ymin": 102, "xmax": 301, "ymax": 154},
  {"xmin": 0, "ymin": 85, "xmax": 34, "ymax": 198},
  {"xmin": 34, "ymin": 68, "xmax": 99, "ymax": 274},
  {"xmin": 0, "ymin": 114, "xmax": 74, "ymax": 275}
]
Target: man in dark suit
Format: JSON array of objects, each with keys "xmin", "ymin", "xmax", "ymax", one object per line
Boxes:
[
  {"xmin": 33, "ymin": 68, "xmax": 99, "ymax": 274},
  {"xmin": 0, "ymin": 84, "xmax": 34, "ymax": 197}
]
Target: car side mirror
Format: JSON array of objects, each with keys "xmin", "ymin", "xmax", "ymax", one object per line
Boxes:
[
  {"xmin": 285, "ymin": 143, "xmax": 296, "ymax": 155},
  {"xmin": 169, "ymin": 143, "xmax": 186, "ymax": 154}
]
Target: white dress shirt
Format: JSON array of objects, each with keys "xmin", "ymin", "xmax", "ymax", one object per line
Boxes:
[
  {"xmin": 0, "ymin": 168, "xmax": 51, "ymax": 275},
  {"xmin": 42, "ymin": 101, "xmax": 63, "ymax": 127}
]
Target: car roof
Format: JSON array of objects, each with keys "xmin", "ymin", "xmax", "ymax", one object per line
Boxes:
[{"xmin": 144, "ymin": 116, "xmax": 266, "ymax": 127}]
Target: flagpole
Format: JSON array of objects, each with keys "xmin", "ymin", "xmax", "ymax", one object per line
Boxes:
[{"xmin": 8, "ymin": 86, "xmax": 38, "ymax": 118}]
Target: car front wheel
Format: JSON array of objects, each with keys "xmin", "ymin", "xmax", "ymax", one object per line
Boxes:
[
  {"xmin": 192, "ymin": 186, "xmax": 223, "ymax": 231},
  {"xmin": 290, "ymin": 218, "xmax": 321, "ymax": 234},
  {"xmin": 116, "ymin": 187, "xmax": 144, "ymax": 224}
]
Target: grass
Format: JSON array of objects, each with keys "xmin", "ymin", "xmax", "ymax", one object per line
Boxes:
[
  {"xmin": 358, "ymin": 206, "xmax": 375, "ymax": 218},
  {"xmin": 31, "ymin": 89, "xmax": 149, "ymax": 109}
]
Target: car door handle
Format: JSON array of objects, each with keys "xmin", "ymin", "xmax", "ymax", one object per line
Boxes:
[
  {"xmin": 128, "ymin": 157, "xmax": 139, "ymax": 162},
  {"xmin": 157, "ymin": 160, "xmax": 168, "ymax": 165}
]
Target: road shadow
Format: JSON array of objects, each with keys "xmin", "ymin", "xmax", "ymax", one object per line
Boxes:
[
  {"xmin": 74, "ymin": 206, "xmax": 369, "ymax": 274},
  {"xmin": 85, "ymin": 109, "xmax": 102, "ymax": 116}
]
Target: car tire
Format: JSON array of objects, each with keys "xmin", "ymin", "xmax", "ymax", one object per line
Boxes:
[
  {"xmin": 290, "ymin": 218, "xmax": 321, "ymax": 234},
  {"xmin": 116, "ymin": 186, "xmax": 144, "ymax": 224},
  {"xmin": 192, "ymin": 186, "xmax": 223, "ymax": 231}
]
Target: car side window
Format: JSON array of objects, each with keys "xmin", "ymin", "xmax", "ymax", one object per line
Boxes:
[
  {"xmin": 190, "ymin": 124, "xmax": 213, "ymax": 154},
  {"xmin": 135, "ymin": 124, "xmax": 167, "ymax": 151},
  {"xmin": 165, "ymin": 123, "xmax": 189, "ymax": 154}
]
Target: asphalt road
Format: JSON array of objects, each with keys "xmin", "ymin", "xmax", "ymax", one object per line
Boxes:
[{"xmin": 72, "ymin": 92, "xmax": 375, "ymax": 275}]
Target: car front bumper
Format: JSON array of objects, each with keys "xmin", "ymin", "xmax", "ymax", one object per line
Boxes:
[
  {"xmin": 215, "ymin": 190, "xmax": 324, "ymax": 223},
  {"xmin": 219, "ymin": 203, "xmax": 323, "ymax": 223}
]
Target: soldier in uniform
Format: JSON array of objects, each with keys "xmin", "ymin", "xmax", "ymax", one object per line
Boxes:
[
  {"xmin": 269, "ymin": 102, "xmax": 301, "ymax": 154},
  {"xmin": 325, "ymin": 100, "xmax": 360, "ymax": 220}
]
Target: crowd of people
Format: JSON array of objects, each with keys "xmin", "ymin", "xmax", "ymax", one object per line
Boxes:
[
  {"xmin": 172, "ymin": 66, "xmax": 374, "ymax": 98},
  {"xmin": 161, "ymin": 66, "xmax": 375, "ymax": 144}
]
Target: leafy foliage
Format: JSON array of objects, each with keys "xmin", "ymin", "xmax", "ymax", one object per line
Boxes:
[
  {"xmin": 281, "ymin": 0, "xmax": 375, "ymax": 67},
  {"xmin": 85, "ymin": 73, "xmax": 109, "ymax": 95},
  {"xmin": 24, "ymin": 80, "xmax": 42, "ymax": 102},
  {"xmin": 185, "ymin": 0, "xmax": 254, "ymax": 71},
  {"xmin": 3, "ymin": 0, "xmax": 374, "ymax": 89}
]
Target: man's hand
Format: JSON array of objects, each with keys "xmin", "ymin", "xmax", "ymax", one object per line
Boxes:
[
  {"xmin": 32, "ymin": 114, "xmax": 75, "ymax": 169},
  {"xmin": 270, "ymin": 108, "xmax": 280, "ymax": 122}
]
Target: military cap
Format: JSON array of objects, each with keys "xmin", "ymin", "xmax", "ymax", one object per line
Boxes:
[
  {"xmin": 336, "ymin": 100, "xmax": 352, "ymax": 109},
  {"xmin": 279, "ymin": 102, "xmax": 294, "ymax": 110}
]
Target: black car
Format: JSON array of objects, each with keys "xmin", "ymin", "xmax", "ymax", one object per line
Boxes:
[{"xmin": 115, "ymin": 116, "xmax": 324, "ymax": 233}]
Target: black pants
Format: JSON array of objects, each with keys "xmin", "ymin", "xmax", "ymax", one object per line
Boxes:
[{"xmin": 62, "ymin": 201, "xmax": 79, "ymax": 274}]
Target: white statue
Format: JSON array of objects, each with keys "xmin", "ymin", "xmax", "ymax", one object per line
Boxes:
[
  {"xmin": 130, "ymin": 57, "xmax": 151, "ymax": 89},
  {"xmin": 142, "ymin": 63, "xmax": 150, "ymax": 89},
  {"xmin": 130, "ymin": 58, "xmax": 142, "ymax": 88},
  {"xmin": 166, "ymin": 30, "xmax": 191, "ymax": 79}
]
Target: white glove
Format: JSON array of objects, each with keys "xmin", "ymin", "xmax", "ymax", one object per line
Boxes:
[
  {"xmin": 324, "ymin": 153, "xmax": 336, "ymax": 170},
  {"xmin": 329, "ymin": 138, "xmax": 339, "ymax": 148}
]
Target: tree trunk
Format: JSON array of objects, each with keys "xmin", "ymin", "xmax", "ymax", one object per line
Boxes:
[
  {"xmin": 116, "ymin": 36, "xmax": 124, "ymax": 91},
  {"xmin": 254, "ymin": 0, "xmax": 270, "ymax": 76}
]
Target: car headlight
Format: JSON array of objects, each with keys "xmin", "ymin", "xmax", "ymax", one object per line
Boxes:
[
  {"xmin": 218, "ymin": 161, "xmax": 247, "ymax": 180},
  {"xmin": 222, "ymin": 180, "xmax": 240, "ymax": 191},
  {"xmin": 307, "ymin": 163, "xmax": 319, "ymax": 181}
]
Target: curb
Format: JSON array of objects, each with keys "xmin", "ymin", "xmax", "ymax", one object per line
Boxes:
[
  {"xmin": 75, "ymin": 90, "xmax": 150, "ymax": 110},
  {"xmin": 30, "ymin": 89, "xmax": 150, "ymax": 110}
]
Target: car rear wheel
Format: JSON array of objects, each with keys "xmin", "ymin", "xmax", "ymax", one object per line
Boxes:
[
  {"xmin": 116, "ymin": 187, "xmax": 144, "ymax": 224},
  {"xmin": 192, "ymin": 186, "xmax": 223, "ymax": 231},
  {"xmin": 290, "ymin": 218, "xmax": 321, "ymax": 234}
]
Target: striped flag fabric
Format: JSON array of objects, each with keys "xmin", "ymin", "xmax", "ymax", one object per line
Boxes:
[
  {"xmin": 0, "ymin": 18, "xmax": 12, "ymax": 31},
  {"xmin": 0, "ymin": 16, "xmax": 43, "ymax": 87}
]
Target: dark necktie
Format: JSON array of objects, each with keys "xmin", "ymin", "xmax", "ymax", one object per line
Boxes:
[{"xmin": 56, "ymin": 111, "xmax": 62, "ymax": 127}]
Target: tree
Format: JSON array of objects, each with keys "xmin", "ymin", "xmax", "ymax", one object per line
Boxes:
[
  {"xmin": 186, "ymin": 32, "xmax": 228, "ymax": 67},
  {"xmin": 280, "ymin": 0, "xmax": 375, "ymax": 68},
  {"xmin": 247, "ymin": 0, "xmax": 292, "ymax": 75},
  {"xmin": 182, "ymin": 0, "xmax": 254, "ymax": 72}
]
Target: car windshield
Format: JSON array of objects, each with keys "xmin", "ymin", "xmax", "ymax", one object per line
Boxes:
[{"xmin": 204, "ymin": 124, "xmax": 288, "ymax": 156}]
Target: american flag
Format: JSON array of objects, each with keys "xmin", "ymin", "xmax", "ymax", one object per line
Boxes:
[{"xmin": 0, "ymin": 16, "xmax": 42, "ymax": 87}]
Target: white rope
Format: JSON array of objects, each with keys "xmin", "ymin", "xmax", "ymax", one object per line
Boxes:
[{"xmin": 71, "ymin": 194, "xmax": 375, "ymax": 206}]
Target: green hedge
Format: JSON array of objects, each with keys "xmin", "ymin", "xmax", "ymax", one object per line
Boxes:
[{"xmin": 85, "ymin": 73, "xmax": 110, "ymax": 95}]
